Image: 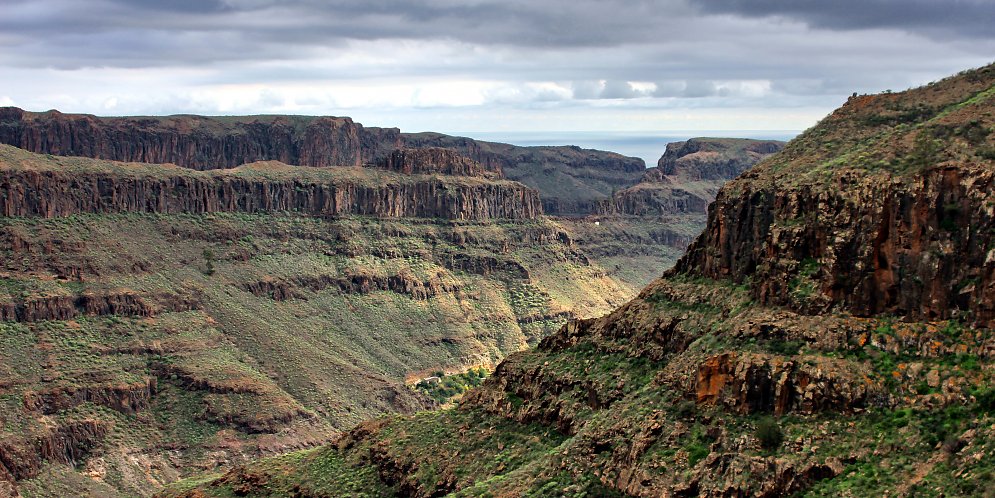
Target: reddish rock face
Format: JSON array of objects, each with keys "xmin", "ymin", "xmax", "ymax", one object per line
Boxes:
[
  {"xmin": 0, "ymin": 419, "xmax": 110, "ymax": 482},
  {"xmin": 676, "ymin": 163, "xmax": 995, "ymax": 326},
  {"xmin": 694, "ymin": 352, "xmax": 876, "ymax": 415},
  {"xmin": 0, "ymin": 107, "xmax": 402, "ymax": 170},
  {"xmin": 23, "ymin": 378, "xmax": 158, "ymax": 415}
]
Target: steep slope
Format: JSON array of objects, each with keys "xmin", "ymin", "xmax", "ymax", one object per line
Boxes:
[
  {"xmin": 0, "ymin": 148, "xmax": 638, "ymax": 496},
  {"xmin": 170, "ymin": 63, "xmax": 995, "ymax": 498}
]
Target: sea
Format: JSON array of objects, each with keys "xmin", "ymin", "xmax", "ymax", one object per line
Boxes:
[{"xmin": 454, "ymin": 131, "xmax": 800, "ymax": 168}]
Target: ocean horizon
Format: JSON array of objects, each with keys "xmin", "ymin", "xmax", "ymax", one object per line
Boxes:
[{"xmin": 450, "ymin": 130, "xmax": 801, "ymax": 167}]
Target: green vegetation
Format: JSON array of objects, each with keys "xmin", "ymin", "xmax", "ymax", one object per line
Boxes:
[
  {"xmin": 414, "ymin": 367, "xmax": 489, "ymax": 405},
  {"xmin": 755, "ymin": 416, "xmax": 783, "ymax": 451},
  {"xmin": 0, "ymin": 208, "xmax": 638, "ymax": 495}
]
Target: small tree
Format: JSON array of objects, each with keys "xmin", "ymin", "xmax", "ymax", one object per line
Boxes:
[
  {"xmin": 202, "ymin": 249, "xmax": 216, "ymax": 276},
  {"xmin": 756, "ymin": 416, "xmax": 784, "ymax": 451}
]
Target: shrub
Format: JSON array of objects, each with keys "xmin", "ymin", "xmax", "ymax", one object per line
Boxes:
[
  {"xmin": 756, "ymin": 416, "xmax": 784, "ymax": 450},
  {"xmin": 202, "ymin": 249, "xmax": 216, "ymax": 276}
]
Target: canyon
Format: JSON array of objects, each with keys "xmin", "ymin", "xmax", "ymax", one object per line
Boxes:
[
  {"xmin": 0, "ymin": 96, "xmax": 782, "ymax": 495},
  {"xmin": 165, "ymin": 63, "xmax": 994, "ymax": 497}
]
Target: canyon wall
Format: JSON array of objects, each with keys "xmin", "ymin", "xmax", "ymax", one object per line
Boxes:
[
  {"xmin": 0, "ymin": 107, "xmax": 402, "ymax": 170},
  {"xmin": 0, "ymin": 108, "xmax": 647, "ymax": 215},
  {"xmin": 376, "ymin": 147, "xmax": 499, "ymax": 179},
  {"xmin": 598, "ymin": 138, "xmax": 785, "ymax": 217},
  {"xmin": 0, "ymin": 147, "xmax": 542, "ymax": 221},
  {"xmin": 676, "ymin": 163, "xmax": 995, "ymax": 325}
]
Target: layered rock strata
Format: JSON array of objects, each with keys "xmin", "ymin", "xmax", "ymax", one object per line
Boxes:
[{"xmin": 0, "ymin": 146, "xmax": 542, "ymax": 221}]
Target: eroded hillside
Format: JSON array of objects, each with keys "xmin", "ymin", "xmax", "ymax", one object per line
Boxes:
[
  {"xmin": 168, "ymin": 63, "xmax": 995, "ymax": 498},
  {"xmin": 0, "ymin": 147, "xmax": 641, "ymax": 496}
]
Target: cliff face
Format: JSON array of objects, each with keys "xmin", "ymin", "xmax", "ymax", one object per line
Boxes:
[
  {"xmin": 171, "ymin": 64, "xmax": 995, "ymax": 498},
  {"xmin": 675, "ymin": 65, "xmax": 995, "ymax": 327},
  {"xmin": 677, "ymin": 163, "xmax": 994, "ymax": 325},
  {"xmin": 375, "ymin": 147, "xmax": 499, "ymax": 179},
  {"xmin": 0, "ymin": 108, "xmax": 646, "ymax": 215},
  {"xmin": 403, "ymin": 132, "xmax": 646, "ymax": 215},
  {"xmin": 657, "ymin": 137, "xmax": 785, "ymax": 181},
  {"xmin": 600, "ymin": 138, "xmax": 784, "ymax": 217},
  {"xmin": 0, "ymin": 146, "xmax": 542, "ymax": 221},
  {"xmin": 0, "ymin": 107, "xmax": 402, "ymax": 169},
  {"xmin": 0, "ymin": 145, "xmax": 639, "ymax": 495}
]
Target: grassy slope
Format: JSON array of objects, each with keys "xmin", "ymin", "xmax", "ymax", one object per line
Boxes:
[{"xmin": 1, "ymin": 210, "xmax": 641, "ymax": 496}]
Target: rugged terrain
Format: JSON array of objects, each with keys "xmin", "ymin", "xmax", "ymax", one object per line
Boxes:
[
  {"xmin": 0, "ymin": 145, "xmax": 646, "ymax": 496},
  {"xmin": 0, "ymin": 108, "xmax": 643, "ymax": 216},
  {"xmin": 0, "ymin": 107, "xmax": 781, "ymax": 291},
  {"xmin": 599, "ymin": 138, "xmax": 784, "ymax": 217},
  {"xmin": 167, "ymin": 64, "xmax": 995, "ymax": 497}
]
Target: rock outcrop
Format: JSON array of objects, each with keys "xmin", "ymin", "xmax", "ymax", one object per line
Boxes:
[
  {"xmin": 0, "ymin": 286, "xmax": 200, "ymax": 323},
  {"xmin": 0, "ymin": 146, "xmax": 543, "ymax": 221},
  {"xmin": 242, "ymin": 271, "xmax": 460, "ymax": 301},
  {"xmin": 0, "ymin": 420, "xmax": 110, "ymax": 482},
  {"xmin": 376, "ymin": 147, "xmax": 499, "ymax": 179},
  {"xmin": 677, "ymin": 163, "xmax": 994, "ymax": 325},
  {"xmin": 0, "ymin": 107, "xmax": 401, "ymax": 169},
  {"xmin": 657, "ymin": 138, "xmax": 785, "ymax": 181},
  {"xmin": 23, "ymin": 378, "xmax": 158, "ymax": 415},
  {"xmin": 599, "ymin": 138, "xmax": 785, "ymax": 217}
]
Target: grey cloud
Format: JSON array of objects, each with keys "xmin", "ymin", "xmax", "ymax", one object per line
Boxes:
[
  {"xmin": 682, "ymin": 80, "xmax": 718, "ymax": 98},
  {"xmin": 600, "ymin": 81, "xmax": 640, "ymax": 99},
  {"xmin": 5, "ymin": 0, "xmax": 992, "ymax": 72},
  {"xmin": 0, "ymin": 0, "xmax": 992, "ymax": 117},
  {"xmin": 693, "ymin": 0, "xmax": 995, "ymax": 39}
]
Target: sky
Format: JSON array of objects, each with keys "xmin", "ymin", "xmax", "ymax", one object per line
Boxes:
[{"xmin": 1, "ymin": 0, "xmax": 993, "ymax": 138}]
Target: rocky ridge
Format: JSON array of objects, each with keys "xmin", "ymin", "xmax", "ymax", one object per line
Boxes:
[
  {"xmin": 0, "ymin": 145, "xmax": 541, "ymax": 221},
  {"xmin": 166, "ymin": 63, "xmax": 995, "ymax": 498},
  {"xmin": 375, "ymin": 147, "xmax": 500, "ymax": 179},
  {"xmin": 599, "ymin": 138, "xmax": 785, "ymax": 217},
  {"xmin": 0, "ymin": 108, "xmax": 644, "ymax": 215}
]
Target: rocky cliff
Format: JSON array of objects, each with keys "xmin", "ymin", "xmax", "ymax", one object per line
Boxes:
[
  {"xmin": 0, "ymin": 107, "xmax": 402, "ymax": 170},
  {"xmin": 375, "ymin": 147, "xmax": 499, "ymax": 179},
  {"xmin": 676, "ymin": 72, "xmax": 994, "ymax": 327},
  {"xmin": 0, "ymin": 145, "xmax": 541, "ymax": 221},
  {"xmin": 402, "ymin": 133, "xmax": 647, "ymax": 215},
  {"xmin": 168, "ymin": 64, "xmax": 995, "ymax": 498},
  {"xmin": 599, "ymin": 138, "xmax": 784, "ymax": 217},
  {"xmin": 0, "ymin": 108, "xmax": 647, "ymax": 215},
  {"xmin": 658, "ymin": 137, "xmax": 785, "ymax": 180}
]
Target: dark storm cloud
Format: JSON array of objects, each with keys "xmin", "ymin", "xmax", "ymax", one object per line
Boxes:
[{"xmin": 694, "ymin": 0, "xmax": 995, "ymax": 39}]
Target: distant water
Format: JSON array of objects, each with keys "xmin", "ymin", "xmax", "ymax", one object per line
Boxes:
[{"xmin": 456, "ymin": 131, "xmax": 800, "ymax": 168}]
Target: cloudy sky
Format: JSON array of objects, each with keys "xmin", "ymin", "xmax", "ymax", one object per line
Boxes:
[{"xmin": 1, "ymin": 0, "xmax": 993, "ymax": 135}]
